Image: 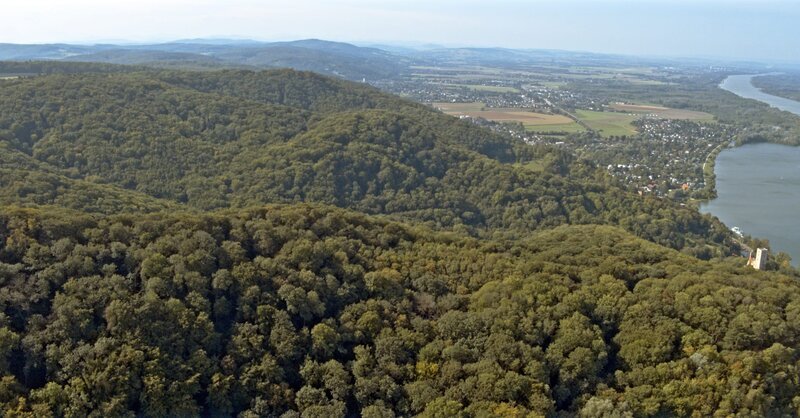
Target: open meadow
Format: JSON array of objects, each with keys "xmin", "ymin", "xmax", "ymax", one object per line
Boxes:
[
  {"xmin": 609, "ymin": 102, "xmax": 715, "ymax": 121},
  {"xmin": 525, "ymin": 121, "xmax": 586, "ymax": 134},
  {"xmin": 574, "ymin": 109, "xmax": 639, "ymax": 136},
  {"xmin": 433, "ymin": 102, "xmax": 584, "ymax": 133},
  {"xmin": 432, "ymin": 83, "xmax": 520, "ymax": 93}
]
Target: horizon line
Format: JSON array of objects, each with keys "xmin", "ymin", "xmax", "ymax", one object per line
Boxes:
[{"xmin": 1, "ymin": 37, "xmax": 798, "ymax": 68}]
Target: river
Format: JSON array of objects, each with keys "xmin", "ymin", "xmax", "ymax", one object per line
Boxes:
[
  {"xmin": 719, "ymin": 74, "xmax": 800, "ymax": 114},
  {"xmin": 700, "ymin": 74, "xmax": 800, "ymax": 262}
]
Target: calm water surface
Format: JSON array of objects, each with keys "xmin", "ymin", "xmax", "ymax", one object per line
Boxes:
[
  {"xmin": 720, "ymin": 74, "xmax": 800, "ymax": 114},
  {"xmin": 700, "ymin": 144, "xmax": 800, "ymax": 262},
  {"xmin": 702, "ymin": 75, "xmax": 800, "ymax": 262}
]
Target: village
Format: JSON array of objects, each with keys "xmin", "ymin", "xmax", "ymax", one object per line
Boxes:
[
  {"xmin": 594, "ymin": 119, "xmax": 737, "ymax": 200},
  {"xmin": 389, "ymin": 71, "xmax": 739, "ymax": 203}
]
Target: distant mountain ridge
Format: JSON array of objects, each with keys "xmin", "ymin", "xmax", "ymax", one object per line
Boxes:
[
  {"xmin": 0, "ymin": 39, "xmax": 407, "ymax": 80},
  {"xmin": 0, "ymin": 39, "xmax": 721, "ymax": 80}
]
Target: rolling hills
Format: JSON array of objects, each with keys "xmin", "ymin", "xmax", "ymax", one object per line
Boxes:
[
  {"xmin": 1, "ymin": 62, "xmax": 798, "ymax": 416},
  {"xmin": 0, "ymin": 39, "xmax": 690, "ymax": 82},
  {"xmin": 0, "ymin": 40, "xmax": 408, "ymax": 81},
  {"xmin": 0, "ymin": 65, "xmax": 735, "ymax": 255}
]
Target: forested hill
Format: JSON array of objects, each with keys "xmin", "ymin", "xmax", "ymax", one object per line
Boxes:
[
  {"xmin": 1, "ymin": 205, "xmax": 800, "ymax": 416},
  {"xmin": 6, "ymin": 62, "xmax": 800, "ymax": 416},
  {"xmin": 0, "ymin": 65, "xmax": 734, "ymax": 256}
]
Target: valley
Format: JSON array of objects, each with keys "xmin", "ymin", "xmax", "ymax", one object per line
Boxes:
[
  {"xmin": 1, "ymin": 39, "xmax": 800, "ymax": 417},
  {"xmin": 379, "ymin": 57, "xmax": 800, "ymax": 206}
]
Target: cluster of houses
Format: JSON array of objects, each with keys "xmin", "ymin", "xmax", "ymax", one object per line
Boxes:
[
  {"xmin": 384, "ymin": 72, "xmax": 746, "ymax": 207},
  {"xmin": 595, "ymin": 119, "xmax": 738, "ymax": 200}
]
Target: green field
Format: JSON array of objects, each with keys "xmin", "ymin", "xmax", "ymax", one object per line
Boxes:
[
  {"xmin": 434, "ymin": 83, "xmax": 520, "ymax": 93},
  {"xmin": 435, "ymin": 103, "xmax": 638, "ymax": 137},
  {"xmin": 608, "ymin": 103, "xmax": 715, "ymax": 121},
  {"xmin": 525, "ymin": 122, "xmax": 586, "ymax": 134},
  {"xmin": 434, "ymin": 101, "xmax": 586, "ymax": 134},
  {"xmin": 434, "ymin": 103, "xmax": 583, "ymax": 134},
  {"xmin": 539, "ymin": 81, "xmax": 566, "ymax": 89},
  {"xmin": 574, "ymin": 109, "xmax": 638, "ymax": 136},
  {"xmin": 625, "ymin": 79, "xmax": 671, "ymax": 86},
  {"xmin": 432, "ymin": 102, "xmax": 486, "ymax": 112}
]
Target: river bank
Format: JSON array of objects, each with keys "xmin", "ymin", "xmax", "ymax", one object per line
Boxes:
[
  {"xmin": 720, "ymin": 74, "xmax": 800, "ymax": 114},
  {"xmin": 700, "ymin": 143, "xmax": 800, "ymax": 264},
  {"xmin": 699, "ymin": 74, "xmax": 800, "ymax": 262},
  {"xmin": 699, "ymin": 140, "xmax": 732, "ymax": 200},
  {"xmin": 702, "ymin": 73, "xmax": 800, "ymax": 200}
]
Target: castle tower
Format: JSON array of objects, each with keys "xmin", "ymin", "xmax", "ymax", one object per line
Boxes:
[
  {"xmin": 754, "ymin": 248, "xmax": 768, "ymax": 270},
  {"xmin": 747, "ymin": 248, "xmax": 768, "ymax": 270}
]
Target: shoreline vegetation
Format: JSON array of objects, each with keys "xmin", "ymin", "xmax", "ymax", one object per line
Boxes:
[
  {"xmin": 702, "ymin": 73, "xmax": 800, "ymax": 201},
  {"xmin": 697, "ymin": 74, "xmax": 800, "ymax": 261},
  {"xmin": 751, "ymin": 73, "xmax": 800, "ymax": 103},
  {"xmin": 701, "ymin": 143, "xmax": 800, "ymax": 264},
  {"xmin": 698, "ymin": 140, "xmax": 730, "ymax": 201}
]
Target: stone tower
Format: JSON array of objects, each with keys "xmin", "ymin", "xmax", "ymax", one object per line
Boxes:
[{"xmin": 747, "ymin": 248, "xmax": 768, "ymax": 270}]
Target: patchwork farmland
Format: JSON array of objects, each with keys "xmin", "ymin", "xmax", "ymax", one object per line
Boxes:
[
  {"xmin": 433, "ymin": 102, "xmax": 584, "ymax": 132},
  {"xmin": 608, "ymin": 102, "xmax": 715, "ymax": 121}
]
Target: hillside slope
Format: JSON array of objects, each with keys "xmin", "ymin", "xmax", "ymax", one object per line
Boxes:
[
  {"xmin": 0, "ymin": 205, "xmax": 798, "ymax": 416},
  {"xmin": 0, "ymin": 66, "xmax": 736, "ymax": 256},
  {"xmin": 2, "ymin": 62, "xmax": 799, "ymax": 417}
]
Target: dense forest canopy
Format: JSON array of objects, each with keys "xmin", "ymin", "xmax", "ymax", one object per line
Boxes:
[
  {"xmin": 1, "ymin": 205, "xmax": 800, "ymax": 417},
  {"xmin": 1, "ymin": 62, "xmax": 799, "ymax": 416},
  {"xmin": 0, "ymin": 65, "xmax": 737, "ymax": 257}
]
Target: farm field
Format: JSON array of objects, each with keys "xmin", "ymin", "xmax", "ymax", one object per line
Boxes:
[
  {"xmin": 432, "ymin": 102, "xmax": 486, "ymax": 113},
  {"xmin": 525, "ymin": 122, "xmax": 586, "ymax": 134},
  {"xmin": 432, "ymin": 83, "xmax": 520, "ymax": 93},
  {"xmin": 433, "ymin": 102, "xmax": 582, "ymax": 132},
  {"xmin": 433, "ymin": 102, "xmax": 709, "ymax": 138},
  {"xmin": 625, "ymin": 79, "xmax": 671, "ymax": 86},
  {"xmin": 539, "ymin": 81, "xmax": 566, "ymax": 89},
  {"xmin": 574, "ymin": 109, "xmax": 639, "ymax": 136},
  {"xmin": 609, "ymin": 102, "xmax": 715, "ymax": 121}
]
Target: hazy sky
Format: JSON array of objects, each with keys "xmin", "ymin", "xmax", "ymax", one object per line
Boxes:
[{"xmin": 2, "ymin": 0, "xmax": 799, "ymax": 63}]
